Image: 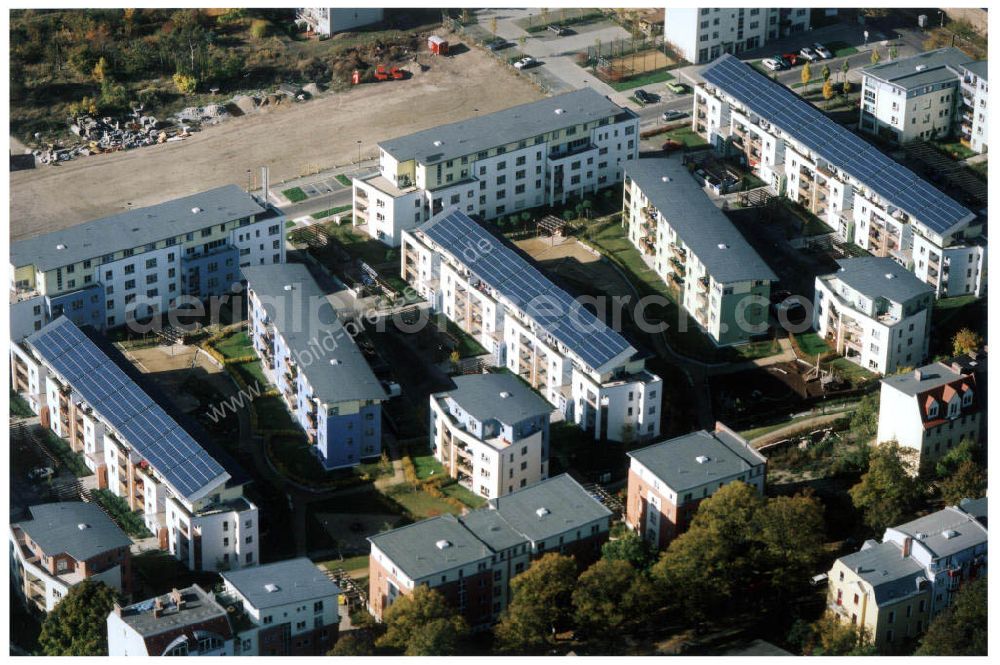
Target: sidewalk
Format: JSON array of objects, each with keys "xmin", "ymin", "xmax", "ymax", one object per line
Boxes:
[{"xmin": 269, "ymin": 159, "xmax": 377, "ymax": 207}]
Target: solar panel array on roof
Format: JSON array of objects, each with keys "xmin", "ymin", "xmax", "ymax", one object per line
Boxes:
[
  {"xmin": 419, "ymin": 209, "xmax": 635, "ymax": 371},
  {"xmin": 26, "ymin": 317, "xmax": 227, "ymax": 501},
  {"xmin": 701, "ymin": 54, "xmax": 973, "ymax": 236}
]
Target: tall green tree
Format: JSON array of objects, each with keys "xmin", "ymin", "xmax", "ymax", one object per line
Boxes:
[
  {"xmin": 601, "ymin": 530, "xmax": 656, "ymax": 570},
  {"xmin": 793, "ymin": 615, "xmax": 876, "ymax": 655},
  {"xmin": 938, "ymin": 459, "xmax": 986, "ymax": 506},
  {"xmin": 572, "ymin": 559, "xmax": 658, "ymax": 640},
  {"xmin": 494, "ymin": 552, "xmax": 577, "ymax": 653},
  {"xmin": 849, "ymin": 441, "xmax": 923, "ymax": 533},
  {"xmin": 375, "ymin": 586, "xmax": 468, "ymax": 656},
  {"xmin": 850, "ymin": 392, "xmax": 880, "ymax": 440},
  {"xmin": 39, "ymin": 580, "xmax": 118, "ymax": 656},
  {"xmin": 952, "ymin": 328, "xmax": 983, "ymax": 356},
  {"xmin": 915, "ymin": 578, "xmax": 987, "ymax": 656}
]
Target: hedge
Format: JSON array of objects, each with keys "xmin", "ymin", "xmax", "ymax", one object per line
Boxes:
[{"xmin": 90, "ymin": 489, "xmax": 153, "ymax": 538}]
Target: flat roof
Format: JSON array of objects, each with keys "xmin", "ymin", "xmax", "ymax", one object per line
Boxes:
[
  {"xmin": 437, "ymin": 373, "xmax": 553, "ymax": 426},
  {"xmin": 222, "ymin": 557, "xmax": 340, "ymax": 610},
  {"xmin": 881, "ymin": 361, "xmax": 968, "ymax": 397},
  {"xmin": 825, "ymin": 257, "xmax": 934, "ymax": 305},
  {"xmin": 369, "ymin": 514, "xmax": 495, "ymax": 581},
  {"xmin": 242, "ymin": 263, "xmax": 386, "ymax": 405},
  {"xmin": 417, "ymin": 209, "xmax": 635, "ymax": 372},
  {"xmin": 701, "ymin": 54, "xmax": 974, "ymax": 236},
  {"xmin": 10, "ymin": 185, "xmax": 271, "ymax": 272},
  {"xmin": 862, "ymin": 48, "xmax": 973, "ymax": 89},
  {"xmin": 16, "ymin": 502, "xmax": 132, "ymax": 561},
  {"xmin": 625, "ymin": 157, "xmax": 777, "ymax": 284},
  {"xmin": 961, "ymin": 60, "xmax": 988, "ymax": 81},
  {"xmin": 118, "ymin": 585, "xmax": 229, "ymax": 637},
  {"xmin": 379, "ymin": 88, "xmax": 632, "ymax": 166},
  {"xmin": 488, "ymin": 474, "xmax": 612, "ymax": 543},
  {"xmin": 628, "ymin": 428, "xmax": 765, "ymax": 493}
]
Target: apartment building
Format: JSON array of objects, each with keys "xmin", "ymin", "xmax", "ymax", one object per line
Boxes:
[
  {"xmin": 664, "ymin": 8, "xmax": 810, "ymax": 64},
  {"xmin": 826, "ymin": 499, "xmax": 987, "ymax": 651},
  {"xmin": 695, "ymin": 54, "xmax": 984, "ymax": 298},
  {"xmin": 243, "ymin": 263, "xmax": 386, "ymax": 469},
  {"xmin": 430, "ymin": 373, "xmax": 554, "ymax": 499},
  {"xmin": 368, "ymin": 474, "xmax": 611, "ymax": 629},
  {"xmin": 219, "ymin": 558, "xmax": 341, "ymax": 656},
  {"xmin": 958, "ymin": 60, "xmax": 988, "ymax": 153},
  {"xmin": 813, "ymin": 257, "xmax": 934, "ymax": 375},
  {"xmin": 877, "ymin": 361, "xmax": 982, "ymax": 468},
  {"xmin": 108, "ymin": 586, "xmax": 235, "ymax": 656},
  {"xmin": 9, "ymin": 185, "xmax": 286, "ymax": 341},
  {"xmin": 402, "ymin": 209, "xmax": 663, "ymax": 443},
  {"xmin": 10, "ymin": 502, "xmax": 132, "ymax": 613},
  {"xmin": 11, "ymin": 317, "xmax": 259, "ymax": 572},
  {"xmin": 352, "ymin": 89, "xmax": 639, "ymax": 246},
  {"xmin": 623, "ymin": 157, "xmax": 776, "ymax": 346},
  {"xmin": 296, "ymin": 8, "xmax": 383, "ymax": 36},
  {"xmin": 859, "ymin": 48, "xmax": 971, "ymax": 144},
  {"xmin": 625, "ymin": 423, "xmax": 767, "ymax": 550}
]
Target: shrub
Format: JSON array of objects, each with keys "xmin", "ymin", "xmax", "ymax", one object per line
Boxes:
[
  {"xmin": 172, "ymin": 72, "xmax": 197, "ymax": 95},
  {"xmin": 250, "ymin": 19, "xmax": 271, "ymax": 40}
]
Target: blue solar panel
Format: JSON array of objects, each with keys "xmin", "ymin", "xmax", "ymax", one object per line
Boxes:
[
  {"xmin": 25, "ymin": 317, "xmax": 227, "ymax": 500},
  {"xmin": 421, "ymin": 210, "xmax": 634, "ymax": 370},
  {"xmin": 702, "ymin": 55, "xmax": 973, "ymax": 234}
]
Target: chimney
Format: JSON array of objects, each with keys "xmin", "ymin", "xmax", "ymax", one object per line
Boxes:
[
  {"xmin": 914, "ymin": 369, "xmax": 922, "ymax": 381},
  {"xmin": 951, "ymin": 361, "xmax": 965, "ymax": 374},
  {"xmin": 902, "ymin": 536, "xmax": 913, "ymax": 558},
  {"xmin": 113, "ymin": 602, "xmax": 122, "ymax": 617},
  {"xmin": 170, "ymin": 588, "xmax": 183, "ymax": 607},
  {"xmin": 153, "ymin": 598, "xmax": 164, "ymax": 618}
]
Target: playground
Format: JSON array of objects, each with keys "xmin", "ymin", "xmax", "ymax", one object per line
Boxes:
[{"xmin": 515, "ymin": 235, "xmax": 633, "ymax": 299}]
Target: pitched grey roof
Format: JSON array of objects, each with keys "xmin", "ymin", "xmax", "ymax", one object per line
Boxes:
[
  {"xmin": 625, "ymin": 157, "xmax": 777, "ymax": 284},
  {"xmin": 438, "ymin": 373, "xmax": 553, "ymax": 426},
  {"xmin": 488, "ymin": 474, "xmax": 612, "ymax": 543},
  {"xmin": 16, "ymin": 502, "xmax": 131, "ymax": 562},
  {"xmin": 959, "ymin": 497, "xmax": 988, "ymax": 525},
  {"xmin": 10, "ymin": 186, "xmax": 272, "ymax": 272},
  {"xmin": 839, "ymin": 541, "xmax": 927, "ymax": 606},
  {"xmin": 242, "ymin": 263, "xmax": 386, "ymax": 406},
  {"xmin": 221, "ymin": 557, "xmax": 340, "ymax": 610},
  {"xmin": 862, "ymin": 48, "xmax": 973, "ymax": 89},
  {"xmin": 379, "ymin": 88, "xmax": 633, "ymax": 166},
  {"xmin": 368, "ymin": 514, "xmax": 495, "ymax": 581},
  {"xmin": 627, "ymin": 428, "xmax": 766, "ymax": 494},
  {"xmin": 890, "ymin": 505, "xmax": 988, "ymax": 561},
  {"xmin": 118, "ymin": 585, "xmax": 229, "ymax": 637},
  {"xmin": 826, "ymin": 257, "xmax": 934, "ymax": 305},
  {"xmin": 881, "ymin": 361, "xmax": 967, "ymax": 397}
]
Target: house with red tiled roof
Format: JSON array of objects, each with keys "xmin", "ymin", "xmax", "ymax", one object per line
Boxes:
[{"xmin": 877, "ymin": 360, "xmax": 983, "ymax": 469}]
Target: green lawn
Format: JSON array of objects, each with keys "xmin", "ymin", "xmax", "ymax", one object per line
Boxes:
[
  {"xmin": 660, "ymin": 125, "xmax": 708, "ymax": 148},
  {"xmin": 312, "ymin": 204, "xmax": 352, "ymax": 219},
  {"xmin": 269, "ymin": 434, "xmax": 327, "ymax": 481},
  {"xmin": 10, "ymin": 390, "xmax": 33, "ymax": 417},
  {"xmin": 213, "ymin": 330, "xmax": 254, "ymax": 359},
  {"xmin": 934, "ymin": 140, "xmax": 978, "ymax": 161},
  {"xmin": 282, "ymin": 187, "xmax": 308, "ymax": 203},
  {"xmin": 234, "ymin": 360, "xmax": 268, "ymax": 390},
  {"xmin": 442, "ymin": 481, "xmax": 488, "ymax": 509},
  {"xmin": 795, "ymin": 331, "xmax": 832, "ymax": 358},
  {"xmin": 335, "ymin": 174, "xmax": 352, "ymax": 187},
  {"xmin": 829, "ymin": 357, "xmax": 876, "ymax": 384},
  {"xmin": 42, "ymin": 431, "xmax": 91, "ymax": 477},
  {"xmin": 285, "ymin": 220, "xmax": 296, "ymax": 228},
  {"xmin": 384, "ymin": 484, "xmax": 465, "ymax": 519},
  {"xmin": 318, "ymin": 554, "xmax": 370, "ymax": 572},
  {"xmin": 254, "ymin": 395, "xmax": 297, "ymax": 431},
  {"xmin": 411, "ymin": 447, "xmax": 445, "ymax": 480},
  {"xmin": 91, "ymin": 489, "xmax": 153, "ymax": 538},
  {"xmin": 324, "ymin": 222, "xmax": 399, "ymax": 267},
  {"xmin": 609, "ymin": 68, "xmax": 675, "ymax": 92},
  {"xmin": 443, "ymin": 318, "xmax": 487, "ymax": 358}
]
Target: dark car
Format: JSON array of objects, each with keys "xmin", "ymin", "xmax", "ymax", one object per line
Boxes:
[
  {"xmin": 662, "ymin": 109, "xmax": 688, "ymax": 122},
  {"xmin": 773, "ymin": 53, "xmax": 793, "ymax": 68},
  {"xmin": 485, "ymin": 38, "xmax": 511, "ymax": 51},
  {"xmin": 634, "ymin": 89, "xmax": 655, "ymax": 105}
]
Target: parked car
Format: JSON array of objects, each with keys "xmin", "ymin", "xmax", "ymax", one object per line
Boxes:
[
  {"xmin": 762, "ymin": 57, "xmax": 783, "ymax": 72},
  {"xmin": 664, "ymin": 81, "xmax": 688, "ymax": 94},
  {"xmin": 485, "ymin": 39, "xmax": 511, "ymax": 51},
  {"xmin": 27, "ymin": 467, "xmax": 54, "ymax": 482},
  {"xmin": 662, "ymin": 109, "xmax": 688, "ymax": 121},
  {"xmin": 781, "ymin": 53, "xmax": 799, "ymax": 67},
  {"xmin": 513, "ymin": 56, "xmax": 537, "ymax": 70},
  {"xmin": 547, "ymin": 24, "xmax": 568, "ymax": 36},
  {"xmin": 634, "ymin": 89, "xmax": 655, "ymax": 104},
  {"xmin": 813, "ymin": 42, "xmax": 833, "ymax": 59},
  {"xmin": 799, "ymin": 46, "xmax": 820, "ymax": 62}
]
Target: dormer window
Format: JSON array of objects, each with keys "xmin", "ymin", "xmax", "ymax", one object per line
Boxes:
[
  {"xmin": 948, "ymin": 399, "xmax": 960, "ymax": 419},
  {"xmin": 926, "ymin": 398, "xmax": 938, "ymax": 419},
  {"xmin": 962, "ymin": 387, "xmax": 973, "ymax": 407}
]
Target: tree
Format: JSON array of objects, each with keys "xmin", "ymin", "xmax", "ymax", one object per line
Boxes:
[
  {"xmin": 849, "ymin": 392, "xmax": 880, "ymax": 440},
  {"xmin": 870, "ymin": 48, "xmax": 881, "ymax": 65},
  {"xmin": 494, "ymin": 553, "xmax": 577, "ymax": 653},
  {"xmin": 888, "ymin": 46, "xmax": 898, "ymax": 60},
  {"xmin": 249, "ymin": 19, "xmax": 271, "ymax": 40},
  {"xmin": 951, "ymin": 328, "xmax": 982, "ymax": 356},
  {"xmin": 755, "ymin": 491, "xmax": 826, "ymax": 602},
  {"xmin": 172, "ymin": 71, "xmax": 197, "ymax": 94},
  {"xmin": 39, "ymin": 580, "xmax": 118, "ymax": 655},
  {"xmin": 561, "ymin": 209, "xmax": 575, "ymax": 223},
  {"xmin": 490, "ymin": 16, "xmax": 498, "ymax": 35},
  {"xmin": 801, "ymin": 61, "xmax": 812, "ymax": 91},
  {"xmin": 795, "ymin": 615, "xmax": 876, "ymax": 655},
  {"xmin": 821, "ymin": 64, "xmax": 831, "ymax": 81},
  {"xmin": 843, "ymin": 79, "xmax": 852, "ymax": 96},
  {"xmin": 938, "ymin": 460, "xmax": 986, "ymax": 506},
  {"xmin": 822, "ymin": 79, "xmax": 835, "ymax": 105},
  {"xmin": 572, "ymin": 559, "xmax": 658, "ymax": 640},
  {"xmin": 601, "ymin": 530, "xmax": 656, "ymax": 570},
  {"xmin": 92, "ymin": 55, "xmax": 109, "ymax": 82},
  {"xmin": 376, "ymin": 586, "xmax": 469, "ymax": 656},
  {"xmin": 849, "ymin": 441, "xmax": 922, "ymax": 533},
  {"xmin": 841, "ymin": 58, "xmax": 850, "ymax": 82},
  {"xmin": 934, "ymin": 437, "xmax": 979, "ymax": 478},
  {"xmin": 915, "ymin": 578, "xmax": 987, "ymax": 656}
]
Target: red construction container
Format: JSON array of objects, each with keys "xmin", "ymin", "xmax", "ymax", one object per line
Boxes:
[{"xmin": 428, "ymin": 35, "xmax": 449, "ymax": 55}]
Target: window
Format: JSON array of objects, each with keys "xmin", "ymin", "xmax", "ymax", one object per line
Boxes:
[{"xmin": 314, "ymin": 600, "xmax": 324, "ymax": 613}]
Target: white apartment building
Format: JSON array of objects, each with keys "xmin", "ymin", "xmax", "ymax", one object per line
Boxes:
[
  {"xmin": 11, "ymin": 316, "xmax": 259, "ymax": 573},
  {"xmin": 352, "ymin": 89, "xmax": 639, "ymax": 246},
  {"xmin": 696, "ymin": 54, "xmax": 984, "ymax": 298},
  {"xmin": 877, "ymin": 360, "xmax": 982, "ymax": 468},
  {"xmin": 402, "ymin": 209, "xmax": 663, "ymax": 443},
  {"xmin": 430, "ymin": 373, "xmax": 554, "ymax": 499},
  {"xmin": 623, "ymin": 157, "xmax": 776, "ymax": 346},
  {"xmin": 813, "ymin": 257, "xmax": 934, "ymax": 375},
  {"xmin": 665, "ymin": 8, "xmax": 810, "ymax": 64},
  {"xmin": 108, "ymin": 586, "xmax": 236, "ymax": 656},
  {"xmin": 10, "ymin": 185, "xmax": 286, "ymax": 341},
  {"xmin": 958, "ymin": 60, "xmax": 988, "ymax": 153},
  {"xmin": 296, "ymin": 8, "xmax": 383, "ymax": 36}
]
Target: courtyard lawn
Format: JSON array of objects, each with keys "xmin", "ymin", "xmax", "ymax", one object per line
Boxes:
[
  {"xmin": 660, "ymin": 125, "xmax": 708, "ymax": 148},
  {"xmin": 324, "ymin": 222, "xmax": 399, "ymax": 267},
  {"xmin": 383, "ymin": 483, "xmax": 464, "ymax": 519},
  {"xmin": 319, "ymin": 554, "xmax": 370, "ymax": 573},
  {"xmin": 442, "ymin": 481, "xmax": 488, "ymax": 509},
  {"xmin": 933, "ymin": 140, "xmax": 978, "ymax": 161},
  {"xmin": 443, "ymin": 318, "xmax": 487, "ymax": 358},
  {"xmin": 269, "ymin": 434, "xmax": 327, "ymax": 481},
  {"xmin": 233, "ymin": 360, "xmax": 268, "ymax": 390},
  {"xmin": 608, "ymin": 68, "xmax": 675, "ymax": 92},
  {"xmin": 794, "ymin": 331, "xmax": 832, "ymax": 359},
  {"xmin": 828, "ymin": 357, "xmax": 876, "ymax": 384},
  {"xmin": 411, "ymin": 447, "xmax": 445, "ymax": 481},
  {"xmin": 213, "ymin": 330, "xmax": 254, "ymax": 359},
  {"xmin": 282, "ymin": 187, "xmax": 308, "ymax": 203},
  {"xmin": 254, "ymin": 395, "xmax": 297, "ymax": 431}
]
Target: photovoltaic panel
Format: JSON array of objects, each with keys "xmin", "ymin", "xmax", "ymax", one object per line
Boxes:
[
  {"xmin": 701, "ymin": 54, "xmax": 973, "ymax": 235},
  {"xmin": 25, "ymin": 317, "xmax": 228, "ymax": 501}
]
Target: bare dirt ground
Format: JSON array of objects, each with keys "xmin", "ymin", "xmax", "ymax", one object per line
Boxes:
[
  {"xmin": 515, "ymin": 235, "xmax": 630, "ymax": 297},
  {"xmin": 119, "ymin": 343, "xmax": 227, "ymax": 413},
  {"xmin": 10, "ymin": 47, "xmax": 543, "ymax": 241}
]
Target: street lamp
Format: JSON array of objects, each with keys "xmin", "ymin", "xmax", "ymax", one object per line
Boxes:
[{"xmin": 356, "ymin": 140, "xmax": 362, "ymax": 165}]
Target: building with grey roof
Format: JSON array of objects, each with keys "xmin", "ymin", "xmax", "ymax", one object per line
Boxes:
[
  {"xmin": 10, "ymin": 502, "xmax": 133, "ymax": 613},
  {"xmin": 625, "ymin": 423, "xmax": 767, "ymax": 549},
  {"xmin": 243, "ymin": 262, "xmax": 386, "ymax": 470},
  {"xmin": 624, "ymin": 157, "xmax": 775, "ymax": 346},
  {"xmin": 814, "ymin": 257, "xmax": 935, "ymax": 375},
  {"xmin": 368, "ymin": 474, "xmax": 611, "ymax": 628},
  {"xmin": 352, "ymin": 89, "xmax": 638, "ymax": 246},
  {"xmin": 957, "ymin": 58, "xmax": 989, "ymax": 153},
  {"xmin": 430, "ymin": 373, "xmax": 554, "ymax": 498},
  {"xmin": 10, "ymin": 185, "xmax": 286, "ymax": 339},
  {"xmin": 107, "ymin": 585, "xmax": 235, "ymax": 656}
]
